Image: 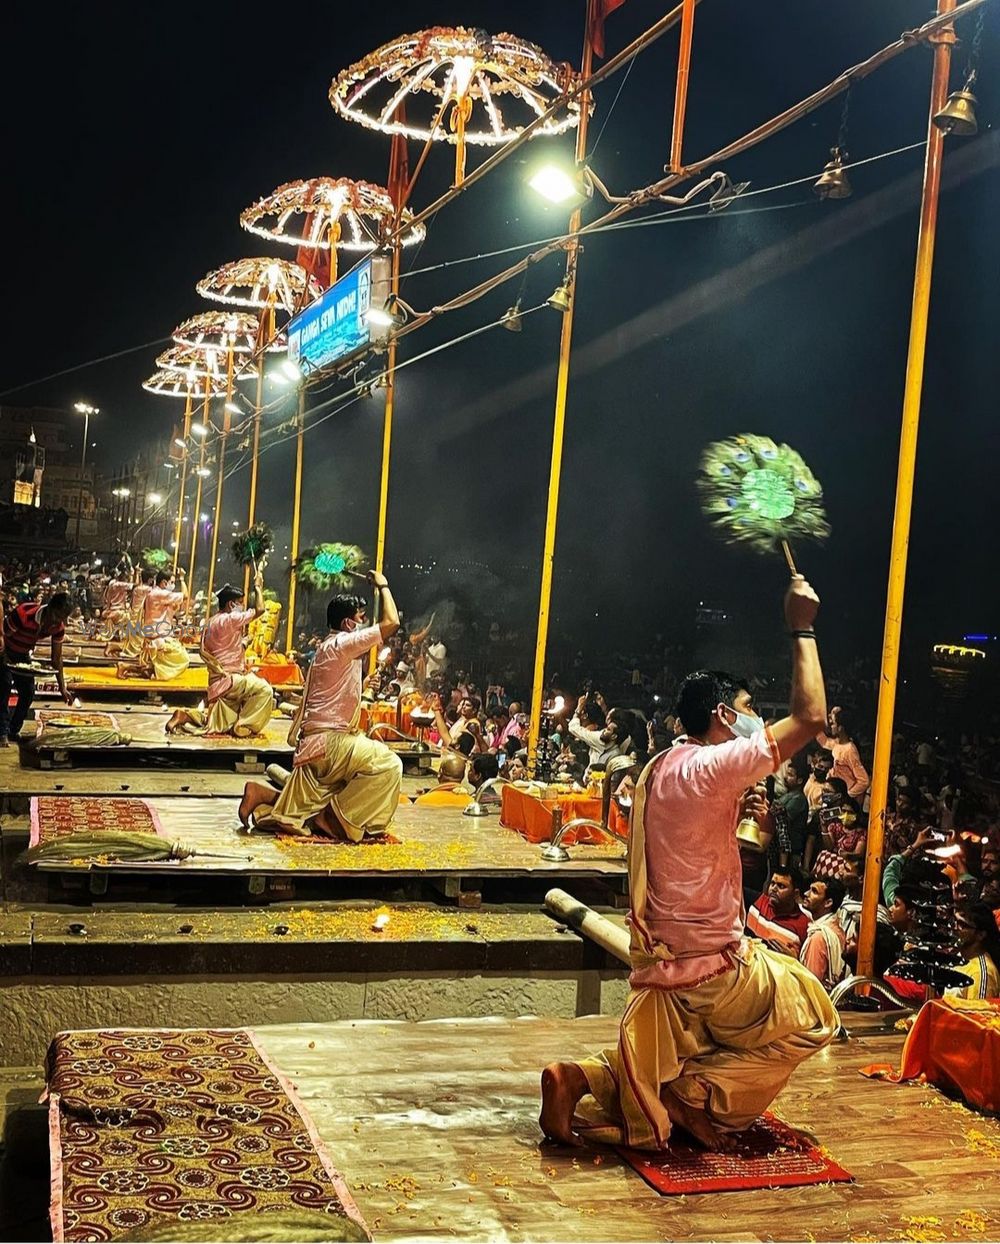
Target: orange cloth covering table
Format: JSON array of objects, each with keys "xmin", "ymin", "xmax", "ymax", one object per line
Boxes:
[
  {"xmin": 252, "ymin": 657, "xmax": 303, "ymax": 688},
  {"xmin": 861, "ymin": 996, "xmax": 1000, "ymax": 1112},
  {"xmin": 500, "ymin": 785, "xmax": 627, "ymax": 845},
  {"xmin": 361, "ymin": 701, "xmax": 417, "ymax": 736}
]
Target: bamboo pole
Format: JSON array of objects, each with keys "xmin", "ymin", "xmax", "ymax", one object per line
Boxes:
[
  {"xmin": 857, "ymin": 0, "xmax": 957, "ymax": 978},
  {"xmin": 205, "ymin": 346, "xmax": 234, "ymax": 617},
  {"xmin": 285, "ymin": 387, "xmax": 306, "ymax": 654},
  {"xmin": 171, "ymin": 390, "xmax": 193, "ymax": 575},
  {"xmin": 669, "ymin": 0, "xmax": 698, "ymax": 172},
  {"xmin": 544, "ymin": 888, "xmax": 630, "ymax": 964},
  {"xmin": 526, "ymin": 1, "xmax": 595, "ymax": 772}
]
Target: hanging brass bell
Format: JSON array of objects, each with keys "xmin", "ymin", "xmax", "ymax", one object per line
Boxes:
[
  {"xmin": 813, "ymin": 148, "xmax": 852, "ymax": 200},
  {"xmin": 547, "ymin": 282, "xmax": 572, "ymax": 313},
  {"xmin": 501, "ymin": 303, "xmax": 523, "ymax": 332},
  {"xmin": 933, "ymin": 88, "xmax": 978, "ymax": 136}
]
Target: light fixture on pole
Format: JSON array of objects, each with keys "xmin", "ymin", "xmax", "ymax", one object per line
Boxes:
[
  {"xmin": 71, "ymin": 402, "xmax": 98, "ymax": 549},
  {"xmin": 528, "ymin": 164, "xmax": 592, "ymax": 207}
]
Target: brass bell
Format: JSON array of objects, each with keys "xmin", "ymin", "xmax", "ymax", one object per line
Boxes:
[
  {"xmin": 736, "ymin": 816, "xmax": 765, "ymax": 852},
  {"xmin": 547, "ymin": 282, "xmax": 572, "ymax": 313},
  {"xmin": 813, "ymin": 148, "xmax": 852, "ymax": 200},
  {"xmin": 501, "ymin": 303, "xmax": 523, "ymax": 332},
  {"xmin": 933, "ymin": 88, "xmax": 978, "ymax": 137}
]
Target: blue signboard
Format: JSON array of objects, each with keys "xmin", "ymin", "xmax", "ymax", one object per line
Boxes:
[{"xmin": 287, "ymin": 259, "xmax": 374, "ymax": 374}]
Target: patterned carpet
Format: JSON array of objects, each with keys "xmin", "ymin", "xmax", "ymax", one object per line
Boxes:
[
  {"xmin": 29, "ymin": 796, "xmax": 166, "ymax": 849},
  {"xmin": 46, "ymin": 1027, "xmax": 370, "ymax": 1242}
]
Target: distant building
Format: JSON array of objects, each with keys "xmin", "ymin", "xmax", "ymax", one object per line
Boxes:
[{"xmin": 0, "ymin": 405, "xmax": 99, "ymax": 545}]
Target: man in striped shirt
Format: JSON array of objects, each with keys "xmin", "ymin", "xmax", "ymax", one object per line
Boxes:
[{"xmin": 0, "ymin": 591, "xmax": 74, "ymax": 745}]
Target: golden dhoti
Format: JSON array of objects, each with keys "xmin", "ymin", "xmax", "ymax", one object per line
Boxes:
[
  {"xmin": 255, "ymin": 731, "xmax": 402, "ymax": 840},
  {"xmin": 147, "ymin": 637, "xmax": 190, "ymax": 681},
  {"xmin": 575, "ymin": 939, "xmax": 838, "ymax": 1151},
  {"xmin": 179, "ymin": 674, "xmax": 274, "ymax": 737}
]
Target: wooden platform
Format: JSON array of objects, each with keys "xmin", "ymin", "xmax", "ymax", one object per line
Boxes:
[
  {"xmin": 64, "ymin": 665, "xmax": 208, "ymax": 700},
  {"xmin": 245, "ymin": 1015, "xmax": 1000, "ymax": 1242},
  {"xmin": 61, "ymin": 637, "xmax": 205, "ymax": 668},
  {"xmin": 17, "ymin": 707, "xmax": 293, "ymax": 771},
  {"xmin": 26, "ymin": 796, "xmax": 628, "ymax": 884}
]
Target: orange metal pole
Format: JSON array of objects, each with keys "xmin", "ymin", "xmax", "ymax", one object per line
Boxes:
[
  {"xmin": 285, "ymin": 387, "xmax": 306, "ymax": 653},
  {"xmin": 205, "ymin": 346, "xmax": 234, "ymax": 617},
  {"xmin": 856, "ymin": 0, "xmax": 957, "ymax": 978},
  {"xmin": 669, "ymin": 0, "xmax": 698, "ymax": 172}
]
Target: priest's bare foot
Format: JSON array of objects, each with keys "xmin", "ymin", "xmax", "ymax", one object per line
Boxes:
[
  {"xmin": 310, "ymin": 805, "xmax": 346, "ymax": 839},
  {"xmin": 539, "ymin": 1062, "xmax": 588, "ymax": 1146},
  {"xmin": 239, "ymin": 781, "xmax": 277, "ymax": 826},
  {"xmin": 663, "ymin": 1092, "xmax": 735, "ymax": 1152},
  {"xmin": 165, "ymin": 709, "xmax": 192, "ymax": 734}
]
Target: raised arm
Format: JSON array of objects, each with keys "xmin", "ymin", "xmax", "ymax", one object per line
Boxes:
[
  {"xmin": 769, "ymin": 577, "xmax": 827, "ymax": 764},
  {"xmin": 369, "ymin": 570, "xmax": 400, "ymax": 642}
]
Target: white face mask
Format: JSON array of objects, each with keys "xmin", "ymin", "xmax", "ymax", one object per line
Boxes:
[
  {"xmin": 343, "ymin": 617, "xmax": 359, "ymax": 632},
  {"xmin": 719, "ymin": 704, "xmax": 765, "ymax": 740}
]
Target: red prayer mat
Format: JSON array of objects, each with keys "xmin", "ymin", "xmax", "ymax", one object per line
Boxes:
[
  {"xmin": 29, "ymin": 795, "xmax": 166, "ymax": 849},
  {"xmin": 34, "ymin": 708, "xmax": 120, "ymax": 736},
  {"xmin": 46, "ymin": 1027, "xmax": 370, "ymax": 1243},
  {"xmin": 618, "ymin": 1112, "xmax": 853, "ymax": 1195}
]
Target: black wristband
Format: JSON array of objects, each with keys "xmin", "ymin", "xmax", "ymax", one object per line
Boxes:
[{"xmin": 789, "ymin": 629, "xmax": 817, "ymax": 639}]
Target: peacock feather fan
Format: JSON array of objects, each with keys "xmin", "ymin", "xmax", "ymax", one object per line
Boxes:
[
  {"xmin": 292, "ymin": 542, "xmax": 367, "ymax": 592},
  {"xmin": 231, "ymin": 522, "xmax": 274, "ymax": 569},
  {"xmin": 698, "ymin": 434, "xmax": 830, "ymax": 556},
  {"xmin": 140, "ymin": 547, "xmax": 171, "ymax": 571}
]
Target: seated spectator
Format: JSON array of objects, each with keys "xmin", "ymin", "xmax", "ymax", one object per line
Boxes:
[
  {"xmin": 468, "ymin": 752, "xmax": 499, "ymax": 791},
  {"xmin": 818, "ymin": 706, "xmax": 870, "ymax": 802},
  {"xmin": 883, "ymin": 787, "xmax": 926, "ymax": 857},
  {"xmin": 803, "ymin": 746, "xmax": 834, "ymax": 814},
  {"xmin": 948, "ymin": 900, "xmax": 1000, "ymax": 1000},
  {"xmin": 837, "ymin": 857, "xmax": 891, "ymax": 949},
  {"xmin": 812, "ymin": 778, "xmax": 866, "ymax": 881},
  {"xmin": 774, "ymin": 752, "xmax": 811, "ymax": 866},
  {"xmin": 883, "ymin": 883, "xmax": 929, "ymax": 1003},
  {"xmin": 800, "ymin": 876, "xmax": 848, "ymax": 989},
  {"xmin": 746, "ymin": 865, "xmax": 811, "ymax": 956},
  {"xmin": 414, "ymin": 754, "xmax": 473, "ymax": 807},
  {"xmin": 567, "ymin": 693, "xmax": 607, "ymax": 769}
]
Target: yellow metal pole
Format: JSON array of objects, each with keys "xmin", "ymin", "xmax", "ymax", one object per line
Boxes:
[
  {"xmin": 285, "ymin": 387, "xmax": 306, "ymax": 654},
  {"xmin": 526, "ymin": 7, "xmax": 594, "ymax": 771},
  {"xmin": 243, "ymin": 347, "xmax": 267, "ymax": 599},
  {"xmin": 187, "ymin": 375, "xmax": 211, "ymax": 591},
  {"xmin": 857, "ymin": 0, "xmax": 957, "ymax": 978},
  {"xmin": 374, "ymin": 244, "xmax": 401, "ymax": 578},
  {"xmin": 171, "ymin": 390, "xmax": 193, "ymax": 575},
  {"xmin": 205, "ymin": 346, "xmax": 234, "ymax": 618}
]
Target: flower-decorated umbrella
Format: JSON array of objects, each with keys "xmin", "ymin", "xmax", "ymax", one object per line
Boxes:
[
  {"xmin": 195, "ymin": 257, "xmax": 323, "ymax": 318},
  {"xmin": 240, "ymin": 177, "xmax": 425, "ymax": 287},
  {"xmin": 698, "ymin": 434, "xmax": 830, "ymax": 575},
  {"xmin": 329, "ymin": 27, "xmax": 588, "ymax": 185}
]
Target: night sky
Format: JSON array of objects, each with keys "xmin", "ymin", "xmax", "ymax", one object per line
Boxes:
[{"xmin": 4, "ymin": 1, "xmax": 998, "ymax": 673}]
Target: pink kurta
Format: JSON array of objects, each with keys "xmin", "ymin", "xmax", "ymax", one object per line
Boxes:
[
  {"xmin": 143, "ymin": 586, "xmax": 184, "ymax": 630},
  {"xmin": 629, "ymin": 729, "xmax": 780, "ymax": 991},
  {"xmin": 201, "ymin": 608, "xmax": 253, "ymax": 702},
  {"xmin": 103, "ymin": 579, "xmax": 130, "ymax": 612},
  {"xmin": 131, "ymin": 583, "xmax": 152, "ymax": 616},
  {"xmin": 295, "ymin": 624, "xmax": 381, "ymax": 765}
]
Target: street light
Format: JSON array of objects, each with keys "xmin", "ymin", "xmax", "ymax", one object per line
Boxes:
[
  {"xmin": 527, "ymin": 164, "xmax": 590, "ymax": 206},
  {"xmin": 148, "ymin": 492, "xmax": 163, "ymax": 505},
  {"xmin": 191, "ymin": 423, "xmax": 208, "ymax": 437},
  {"xmin": 72, "ymin": 402, "xmax": 99, "ymax": 547}
]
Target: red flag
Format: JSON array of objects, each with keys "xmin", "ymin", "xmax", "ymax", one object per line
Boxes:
[
  {"xmin": 296, "ymin": 241, "xmax": 332, "ymax": 291},
  {"xmin": 589, "ymin": 0, "xmax": 628, "ymax": 59},
  {"xmin": 388, "ymin": 101, "xmax": 410, "ymax": 213}
]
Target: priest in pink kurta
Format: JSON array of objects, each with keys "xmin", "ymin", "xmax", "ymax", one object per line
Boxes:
[
  {"xmin": 240, "ymin": 574, "xmax": 403, "ymax": 840},
  {"xmin": 540, "ymin": 578, "xmax": 839, "ymax": 1152},
  {"xmin": 166, "ymin": 573, "xmax": 272, "ymax": 737}
]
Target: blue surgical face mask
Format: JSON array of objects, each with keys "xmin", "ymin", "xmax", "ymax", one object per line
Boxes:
[{"xmin": 719, "ymin": 704, "xmax": 765, "ymax": 740}]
